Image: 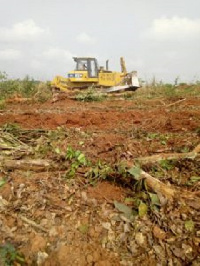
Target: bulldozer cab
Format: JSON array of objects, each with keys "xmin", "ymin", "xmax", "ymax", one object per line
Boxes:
[{"xmin": 73, "ymin": 57, "xmax": 98, "ymax": 78}]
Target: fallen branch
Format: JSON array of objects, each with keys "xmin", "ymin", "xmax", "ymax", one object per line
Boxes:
[
  {"xmin": 136, "ymin": 144, "xmax": 200, "ymax": 165},
  {"xmin": 9, "ymin": 213, "xmax": 48, "ymax": 233},
  {"xmin": 125, "ymin": 167, "xmax": 200, "ymax": 202},
  {"xmin": 166, "ymin": 98, "xmax": 186, "ymax": 107},
  {"xmin": 19, "ymin": 214, "xmax": 48, "ymax": 233},
  {"xmin": 125, "ymin": 144, "xmax": 200, "ymax": 201},
  {"xmin": 140, "ymin": 170, "xmax": 175, "ymax": 200},
  {"xmin": 0, "ymin": 158, "xmax": 54, "ymax": 171}
]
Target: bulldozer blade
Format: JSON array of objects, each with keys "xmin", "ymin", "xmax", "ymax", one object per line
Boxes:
[
  {"xmin": 106, "ymin": 71, "xmax": 140, "ymax": 93},
  {"xmin": 131, "ymin": 71, "xmax": 140, "ymax": 88},
  {"xmin": 106, "ymin": 85, "xmax": 131, "ymax": 93},
  {"xmin": 105, "ymin": 85, "xmax": 139, "ymax": 93}
]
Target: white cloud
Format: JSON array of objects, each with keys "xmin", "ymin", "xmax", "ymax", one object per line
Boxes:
[
  {"xmin": 30, "ymin": 59, "xmax": 45, "ymax": 70},
  {"xmin": 43, "ymin": 47, "xmax": 75, "ymax": 60},
  {"xmin": 145, "ymin": 17, "xmax": 200, "ymax": 40},
  {"xmin": 76, "ymin": 32, "xmax": 96, "ymax": 44},
  {"xmin": 0, "ymin": 49, "xmax": 22, "ymax": 60},
  {"xmin": 0, "ymin": 19, "xmax": 49, "ymax": 42},
  {"xmin": 127, "ymin": 58, "xmax": 144, "ymax": 69}
]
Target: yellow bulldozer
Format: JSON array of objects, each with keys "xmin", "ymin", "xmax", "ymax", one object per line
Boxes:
[{"xmin": 51, "ymin": 57, "xmax": 139, "ymax": 93}]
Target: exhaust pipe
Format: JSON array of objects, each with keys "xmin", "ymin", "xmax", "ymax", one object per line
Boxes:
[{"xmin": 106, "ymin": 60, "xmax": 109, "ymax": 71}]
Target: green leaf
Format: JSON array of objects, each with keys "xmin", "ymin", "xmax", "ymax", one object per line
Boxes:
[
  {"xmin": 128, "ymin": 166, "xmax": 141, "ymax": 180},
  {"xmin": 114, "ymin": 201, "xmax": 133, "ymax": 219},
  {"xmin": 0, "ymin": 179, "xmax": 6, "ymax": 187},
  {"xmin": 189, "ymin": 176, "xmax": 200, "ymax": 183},
  {"xmin": 148, "ymin": 193, "xmax": 160, "ymax": 206},
  {"xmin": 77, "ymin": 153, "xmax": 86, "ymax": 164},
  {"xmin": 185, "ymin": 220, "xmax": 194, "ymax": 232},
  {"xmin": 124, "ymin": 197, "xmax": 135, "ymax": 204},
  {"xmin": 159, "ymin": 160, "xmax": 173, "ymax": 170},
  {"xmin": 138, "ymin": 201, "xmax": 148, "ymax": 217},
  {"xmin": 75, "ymin": 150, "xmax": 81, "ymax": 157},
  {"xmin": 187, "ymin": 176, "xmax": 200, "ymax": 186}
]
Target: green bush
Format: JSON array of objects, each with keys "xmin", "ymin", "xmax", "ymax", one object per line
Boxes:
[
  {"xmin": 75, "ymin": 88, "xmax": 107, "ymax": 102},
  {"xmin": 0, "ymin": 71, "xmax": 51, "ymax": 102},
  {"xmin": 18, "ymin": 75, "xmax": 37, "ymax": 97}
]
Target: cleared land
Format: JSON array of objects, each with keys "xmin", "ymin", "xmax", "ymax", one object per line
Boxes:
[{"xmin": 0, "ymin": 86, "xmax": 200, "ymax": 265}]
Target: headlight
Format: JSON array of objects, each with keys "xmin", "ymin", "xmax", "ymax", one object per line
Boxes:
[{"xmin": 68, "ymin": 73, "xmax": 83, "ymax": 78}]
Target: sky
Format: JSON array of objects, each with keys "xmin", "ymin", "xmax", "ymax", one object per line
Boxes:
[{"xmin": 0, "ymin": 0, "xmax": 200, "ymax": 83}]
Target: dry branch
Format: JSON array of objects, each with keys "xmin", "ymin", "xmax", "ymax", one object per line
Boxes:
[
  {"xmin": 140, "ymin": 170, "xmax": 175, "ymax": 200},
  {"xmin": 19, "ymin": 214, "xmax": 48, "ymax": 233},
  {"xmin": 127, "ymin": 144, "xmax": 200, "ymax": 201},
  {"xmin": 141, "ymin": 169, "xmax": 200, "ymax": 205},
  {"xmin": 125, "ymin": 167, "xmax": 199, "ymax": 202},
  {"xmin": 0, "ymin": 158, "xmax": 53, "ymax": 171},
  {"xmin": 166, "ymin": 98, "xmax": 186, "ymax": 107},
  {"xmin": 8, "ymin": 213, "xmax": 48, "ymax": 233},
  {"xmin": 136, "ymin": 144, "xmax": 200, "ymax": 165}
]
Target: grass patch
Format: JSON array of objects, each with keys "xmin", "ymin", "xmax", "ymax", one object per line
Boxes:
[
  {"xmin": 0, "ymin": 243, "xmax": 25, "ymax": 265},
  {"xmin": 133, "ymin": 83, "xmax": 200, "ymax": 99}
]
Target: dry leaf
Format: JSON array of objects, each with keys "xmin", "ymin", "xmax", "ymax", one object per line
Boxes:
[{"xmin": 153, "ymin": 225, "xmax": 166, "ymax": 240}]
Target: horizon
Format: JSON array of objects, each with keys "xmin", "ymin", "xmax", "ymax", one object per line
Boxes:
[{"xmin": 0, "ymin": 0, "xmax": 199, "ymax": 83}]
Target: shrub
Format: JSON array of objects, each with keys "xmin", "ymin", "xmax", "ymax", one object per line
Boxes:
[
  {"xmin": 75, "ymin": 88, "xmax": 107, "ymax": 102},
  {"xmin": 33, "ymin": 82, "xmax": 52, "ymax": 102},
  {"xmin": 0, "ymin": 71, "xmax": 51, "ymax": 102}
]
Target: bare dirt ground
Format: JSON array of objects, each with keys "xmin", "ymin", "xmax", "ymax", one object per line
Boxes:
[{"xmin": 0, "ymin": 94, "xmax": 200, "ymax": 265}]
